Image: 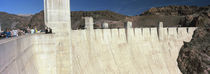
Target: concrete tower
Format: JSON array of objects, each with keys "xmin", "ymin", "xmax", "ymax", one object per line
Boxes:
[
  {"xmin": 44, "ymin": 0, "xmax": 71, "ymax": 33},
  {"xmin": 44, "ymin": 0, "xmax": 72, "ymax": 74}
]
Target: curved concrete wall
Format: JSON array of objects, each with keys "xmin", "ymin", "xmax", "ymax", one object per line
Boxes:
[
  {"xmin": 0, "ymin": 35, "xmax": 38, "ymax": 74},
  {"xmin": 0, "ymin": 27, "xmax": 196, "ymax": 74},
  {"xmin": 70, "ymin": 27, "xmax": 196, "ymax": 74}
]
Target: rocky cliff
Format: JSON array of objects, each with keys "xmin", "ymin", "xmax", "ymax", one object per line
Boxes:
[
  {"xmin": 0, "ymin": 12, "xmax": 32, "ymax": 30},
  {"xmin": 141, "ymin": 5, "xmax": 209, "ymax": 16},
  {"xmin": 177, "ymin": 28, "xmax": 210, "ymax": 74},
  {"xmin": 141, "ymin": 5, "xmax": 210, "ymax": 27}
]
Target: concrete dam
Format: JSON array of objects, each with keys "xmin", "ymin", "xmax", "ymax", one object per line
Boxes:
[{"xmin": 0, "ymin": 0, "xmax": 197, "ymax": 74}]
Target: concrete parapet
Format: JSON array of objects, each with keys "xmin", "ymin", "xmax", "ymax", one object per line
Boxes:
[
  {"xmin": 95, "ymin": 29, "xmax": 103, "ymax": 41},
  {"xmin": 125, "ymin": 21, "xmax": 134, "ymax": 42},
  {"xmin": 168, "ymin": 28, "xmax": 178, "ymax": 40},
  {"xmin": 159, "ymin": 22, "xmax": 164, "ymax": 28},
  {"xmin": 118, "ymin": 29, "xmax": 126, "ymax": 41},
  {"xmin": 103, "ymin": 29, "xmax": 112, "ymax": 44},
  {"xmin": 158, "ymin": 22, "xmax": 164, "ymax": 41},
  {"xmin": 125, "ymin": 21, "xmax": 133, "ymax": 28},
  {"xmin": 143, "ymin": 28, "xmax": 151, "ymax": 40},
  {"xmin": 85, "ymin": 17, "xmax": 94, "ymax": 30},
  {"xmin": 177, "ymin": 28, "xmax": 188, "ymax": 41},
  {"xmin": 134, "ymin": 28, "xmax": 143, "ymax": 41},
  {"xmin": 150, "ymin": 28, "xmax": 158, "ymax": 41}
]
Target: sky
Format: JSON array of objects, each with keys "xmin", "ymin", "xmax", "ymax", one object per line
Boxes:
[{"xmin": 0, "ymin": 0, "xmax": 210, "ymax": 16}]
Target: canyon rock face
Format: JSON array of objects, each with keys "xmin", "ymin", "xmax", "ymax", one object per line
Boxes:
[
  {"xmin": 177, "ymin": 28, "xmax": 210, "ymax": 74},
  {"xmin": 141, "ymin": 5, "xmax": 209, "ymax": 16},
  {"xmin": 141, "ymin": 5, "xmax": 210, "ymax": 27}
]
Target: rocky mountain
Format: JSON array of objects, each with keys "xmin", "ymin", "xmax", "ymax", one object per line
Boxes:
[
  {"xmin": 141, "ymin": 5, "xmax": 209, "ymax": 16},
  {"xmin": 28, "ymin": 11, "xmax": 45, "ymax": 30},
  {"xmin": 141, "ymin": 5, "xmax": 210, "ymax": 27},
  {"xmin": 177, "ymin": 28, "xmax": 210, "ymax": 74},
  {"xmin": 28, "ymin": 9, "xmax": 189, "ymax": 30},
  {"xmin": 28, "ymin": 10, "xmax": 127, "ymax": 30},
  {"xmin": 179, "ymin": 11, "xmax": 210, "ymax": 27},
  {"xmin": 0, "ymin": 12, "xmax": 32, "ymax": 31},
  {"xmin": 0, "ymin": 5, "xmax": 209, "ymax": 30}
]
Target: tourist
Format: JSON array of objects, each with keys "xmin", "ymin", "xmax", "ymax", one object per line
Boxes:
[
  {"xmin": 26, "ymin": 27, "xmax": 31, "ymax": 34},
  {"xmin": 6, "ymin": 29, "xmax": 11, "ymax": 38},
  {"xmin": 0, "ymin": 30, "xmax": 6, "ymax": 38},
  {"xmin": 49, "ymin": 28, "xmax": 52, "ymax": 34},
  {"xmin": 34, "ymin": 27, "xmax": 38, "ymax": 33},
  {"xmin": 12, "ymin": 29, "xmax": 18, "ymax": 37},
  {"xmin": 45, "ymin": 27, "xmax": 49, "ymax": 34},
  {"xmin": 0, "ymin": 31, "xmax": 3, "ymax": 38},
  {"xmin": 31, "ymin": 29, "xmax": 35, "ymax": 34},
  {"xmin": 18, "ymin": 29, "xmax": 25, "ymax": 36}
]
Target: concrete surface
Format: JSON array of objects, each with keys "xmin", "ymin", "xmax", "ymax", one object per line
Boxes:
[
  {"xmin": 0, "ymin": 27, "xmax": 196, "ymax": 74},
  {"xmin": 44, "ymin": 0, "xmax": 72, "ymax": 73},
  {"xmin": 0, "ymin": 0, "xmax": 197, "ymax": 73},
  {"xmin": 0, "ymin": 35, "xmax": 37, "ymax": 74},
  {"xmin": 71, "ymin": 27, "xmax": 196, "ymax": 74}
]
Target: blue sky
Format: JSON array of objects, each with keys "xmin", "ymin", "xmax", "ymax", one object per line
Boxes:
[{"xmin": 0, "ymin": 0, "xmax": 210, "ymax": 16}]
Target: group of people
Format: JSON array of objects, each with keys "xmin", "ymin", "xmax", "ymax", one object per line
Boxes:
[
  {"xmin": 0, "ymin": 27, "xmax": 41, "ymax": 39},
  {"xmin": 26, "ymin": 27, "xmax": 40, "ymax": 34},
  {"xmin": 45, "ymin": 27, "xmax": 52, "ymax": 34},
  {"xmin": 0, "ymin": 28, "xmax": 21, "ymax": 38},
  {"xmin": 0, "ymin": 26, "xmax": 53, "ymax": 39}
]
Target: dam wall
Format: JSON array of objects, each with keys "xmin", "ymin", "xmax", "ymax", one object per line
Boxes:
[
  {"xmin": 0, "ymin": 26, "xmax": 196, "ymax": 74},
  {"xmin": 0, "ymin": 33, "xmax": 71, "ymax": 74},
  {"xmin": 0, "ymin": 0, "xmax": 197, "ymax": 73},
  {"xmin": 0, "ymin": 35, "xmax": 38, "ymax": 74},
  {"xmin": 0, "ymin": 17, "xmax": 197, "ymax": 74},
  {"xmin": 71, "ymin": 27, "xmax": 196, "ymax": 74},
  {"xmin": 68, "ymin": 18, "xmax": 197, "ymax": 74},
  {"xmin": 0, "ymin": 18, "xmax": 197, "ymax": 74}
]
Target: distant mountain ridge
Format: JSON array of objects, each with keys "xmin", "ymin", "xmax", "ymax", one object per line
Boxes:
[
  {"xmin": 0, "ymin": 12, "xmax": 32, "ymax": 30},
  {"xmin": 140, "ymin": 5, "xmax": 210, "ymax": 16},
  {"xmin": 0, "ymin": 5, "xmax": 209, "ymax": 31},
  {"xmin": 28, "ymin": 10, "xmax": 127, "ymax": 30},
  {"xmin": 140, "ymin": 5, "xmax": 210, "ymax": 27}
]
